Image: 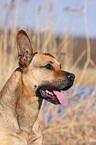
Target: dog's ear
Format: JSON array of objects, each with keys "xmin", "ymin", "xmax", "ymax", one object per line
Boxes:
[{"xmin": 16, "ymin": 30, "xmax": 33, "ymax": 69}]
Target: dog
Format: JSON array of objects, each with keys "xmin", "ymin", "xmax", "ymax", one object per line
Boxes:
[{"xmin": 0, "ymin": 30, "xmax": 75, "ymax": 145}]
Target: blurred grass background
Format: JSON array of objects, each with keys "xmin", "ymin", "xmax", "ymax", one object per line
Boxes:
[{"xmin": 0, "ymin": 0, "xmax": 96, "ymax": 145}]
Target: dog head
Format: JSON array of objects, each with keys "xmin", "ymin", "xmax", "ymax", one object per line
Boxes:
[{"xmin": 16, "ymin": 30, "xmax": 75, "ymax": 106}]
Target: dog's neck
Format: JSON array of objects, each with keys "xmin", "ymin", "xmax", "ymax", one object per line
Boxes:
[
  {"xmin": 0, "ymin": 68, "xmax": 42, "ymax": 134},
  {"xmin": 15, "ymin": 74, "xmax": 42, "ymax": 133}
]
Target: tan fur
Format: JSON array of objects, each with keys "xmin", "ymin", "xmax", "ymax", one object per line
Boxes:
[{"xmin": 0, "ymin": 30, "xmax": 74, "ymax": 145}]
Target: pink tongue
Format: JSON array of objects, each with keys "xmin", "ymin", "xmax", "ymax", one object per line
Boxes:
[{"xmin": 53, "ymin": 91, "xmax": 67, "ymax": 106}]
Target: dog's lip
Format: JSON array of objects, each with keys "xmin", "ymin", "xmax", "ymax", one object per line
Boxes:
[{"xmin": 58, "ymin": 82, "xmax": 74, "ymax": 91}]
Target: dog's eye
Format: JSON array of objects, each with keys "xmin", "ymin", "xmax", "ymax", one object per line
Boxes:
[{"xmin": 45, "ymin": 64, "xmax": 54, "ymax": 70}]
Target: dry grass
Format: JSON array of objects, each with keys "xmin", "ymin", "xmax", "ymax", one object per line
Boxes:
[{"xmin": 0, "ymin": 0, "xmax": 96, "ymax": 145}]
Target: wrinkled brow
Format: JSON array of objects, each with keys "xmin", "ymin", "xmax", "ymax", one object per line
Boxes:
[{"xmin": 43, "ymin": 52, "xmax": 55, "ymax": 59}]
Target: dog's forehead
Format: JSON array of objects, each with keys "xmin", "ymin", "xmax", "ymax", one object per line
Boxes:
[{"xmin": 32, "ymin": 53, "xmax": 60, "ymax": 67}]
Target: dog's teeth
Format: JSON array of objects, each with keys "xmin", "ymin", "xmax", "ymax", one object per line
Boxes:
[
  {"xmin": 49, "ymin": 92, "xmax": 53, "ymax": 95},
  {"xmin": 45, "ymin": 90, "xmax": 49, "ymax": 93},
  {"xmin": 45, "ymin": 90, "xmax": 53, "ymax": 96}
]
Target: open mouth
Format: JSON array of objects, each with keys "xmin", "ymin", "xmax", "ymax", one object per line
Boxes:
[
  {"xmin": 36, "ymin": 73, "xmax": 75, "ymax": 106},
  {"xmin": 38, "ymin": 89, "xmax": 67, "ymax": 106}
]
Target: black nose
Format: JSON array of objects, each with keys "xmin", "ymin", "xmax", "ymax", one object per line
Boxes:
[{"xmin": 66, "ymin": 73, "xmax": 75, "ymax": 81}]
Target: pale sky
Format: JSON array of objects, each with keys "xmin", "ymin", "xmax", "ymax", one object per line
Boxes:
[{"xmin": 0, "ymin": 0, "xmax": 96, "ymax": 38}]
